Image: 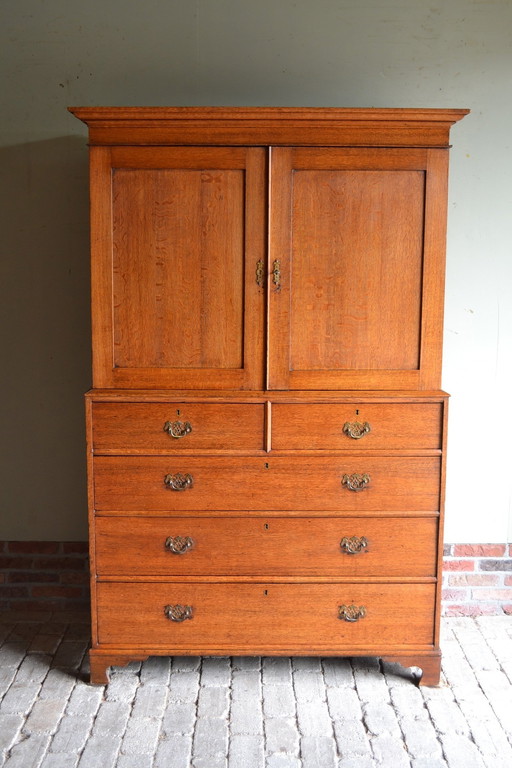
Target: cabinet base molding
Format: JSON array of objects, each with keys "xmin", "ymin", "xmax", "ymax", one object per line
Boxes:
[{"xmin": 88, "ymin": 648, "xmax": 441, "ymax": 687}]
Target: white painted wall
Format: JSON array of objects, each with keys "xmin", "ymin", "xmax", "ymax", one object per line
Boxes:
[{"xmin": 1, "ymin": 0, "xmax": 510, "ymax": 542}]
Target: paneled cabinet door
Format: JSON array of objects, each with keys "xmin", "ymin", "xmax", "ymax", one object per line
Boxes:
[
  {"xmin": 90, "ymin": 146, "xmax": 266, "ymax": 389},
  {"xmin": 268, "ymin": 147, "xmax": 449, "ymax": 391}
]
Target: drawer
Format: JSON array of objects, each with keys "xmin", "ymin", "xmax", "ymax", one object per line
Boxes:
[
  {"xmin": 92, "ymin": 402, "xmax": 265, "ymax": 453},
  {"xmin": 95, "ymin": 516, "xmax": 438, "ymax": 577},
  {"xmin": 272, "ymin": 403, "xmax": 443, "ymax": 450},
  {"xmin": 93, "ymin": 456, "xmax": 441, "ymax": 512},
  {"xmin": 96, "ymin": 582, "xmax": 436, "ymax": 648}
]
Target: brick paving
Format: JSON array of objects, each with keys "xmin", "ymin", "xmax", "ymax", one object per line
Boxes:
[{"xmin": 0, "ymin": 612, "xmax": 511, "ymax": 767}]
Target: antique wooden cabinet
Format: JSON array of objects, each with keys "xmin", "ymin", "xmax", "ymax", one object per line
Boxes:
[{"xmin": 70, "ymin": 107, "xmax": 468, "ymax": 685}]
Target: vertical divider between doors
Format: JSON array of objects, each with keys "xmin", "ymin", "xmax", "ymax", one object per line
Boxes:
[{"xmin": 267, "ymin": 147, "xmax": 293, "ymax": 390}]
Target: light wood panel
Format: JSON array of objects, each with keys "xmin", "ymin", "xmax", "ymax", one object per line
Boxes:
[
  {"xmin": 112, "ymin": 167, "xmax": 244, "ymax": 370},
  {"xmin": 268, "ymin": 147, "xmax": 448, "ymax": 391},
  {"xmin": 93, "ymin": 456, "xmax": 441, "ymax": 513},
  {"xmin": 92, "ymin": 402, "xmax": 265, "ymax": 453},
  {"xmin": 96, "ymin": 581, "xmax": 436, "ymax": 647},
  {"xmin": 95, "ymin": 516, "xmax": 438, "ymax": 577},
  {"xmin": 272, "ymin": 402, "xmax": 442, "ymax": 450},
  {"xmin": 90, "ymin": 146, "xmax": 266, "ymax": 389}
]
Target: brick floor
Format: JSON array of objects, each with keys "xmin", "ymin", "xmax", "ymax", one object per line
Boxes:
[{"xmin": 0, "ymin": 612, "xmax": 511, "ymax": 767}]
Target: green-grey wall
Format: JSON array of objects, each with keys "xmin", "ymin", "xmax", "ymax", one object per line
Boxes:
[{"xmin": 1, "ymin": 0, "xmax": 511, "ymax": 542}]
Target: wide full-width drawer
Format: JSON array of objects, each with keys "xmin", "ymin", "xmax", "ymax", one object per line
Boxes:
[
  {"xmin": 93, "ymin": 456, "xmax": 441, "ymax": 513},
  {"xmin": 92, "ymin": 402, "xmax": 265, "ymax": 453},
  {"xmin": 272, "ymin": 403, "xmax": 443, "ymax": 450},
  {"xmin": 96, "ymin": 582, "xmax": 436, "ymax": 648},
  {"xmin": 95, "ymin": 516, "xmax": 438, "ymax": 577}
]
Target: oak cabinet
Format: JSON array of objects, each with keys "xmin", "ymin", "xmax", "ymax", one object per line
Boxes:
[{"xmin": 71, "ymin": 107, "xmax": 467, "ymax": 685}]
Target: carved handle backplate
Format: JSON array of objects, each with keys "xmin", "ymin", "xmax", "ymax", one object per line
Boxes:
[
  {"xmin": 164, "ymin": 604, "xmax": 193, "ymax": 622},
  {"xmin": 165, "ymin": 535, "xmax": 194, "ymax": 554},
  {"xmin": 343, "ymin": 421, "xmax": 371, "ymax": 440},
  {"xmin": 341, "ymin": 473, "xmax": 370, "ymax": 492},
  {"xmin": 163, "ymin": 420, "xmax": 192, "ymax": 439},
  {"xmin": 340, "ymin": 536, "xmax": 369, "ymax": 555},
  {"xmin": 338, "ymin": 605, "xmax": 367, "ymax": 622},
  {"xmin": 164, "ymin": 473, "xmax": 194, "ymax": 491}
]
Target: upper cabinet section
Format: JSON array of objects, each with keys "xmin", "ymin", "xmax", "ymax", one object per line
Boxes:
[{"xmin": 70, "ymin": 107, "xmax": 468, "ymax": 391}]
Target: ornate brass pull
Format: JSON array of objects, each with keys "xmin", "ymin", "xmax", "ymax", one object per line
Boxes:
[
  {"xmin": 256, "ymin": 259, "xmax": 264, "ymax": 287},
  {"xmin": 343, "ymin": 421, "xmax": 371, "ymax": 440},
  {"xmin": 163, "ymin": 420, "xmax": 192, "ymax": 439},
  {"xmin": 338, "ymin": 605, "xmax": 367, "ymax": 622},
  {"xmin": 164, "ymin": 473, "xmax": 194, "ymax": 491},
  {"xmin": 165, "ymin": 535, "xmax": 194, "ymax": 554},
  {"xmin": 164, "ymin": 604, "xmax": 193, "ymax": 622},
  {"xmin": 272, "ymin": 259, "xmax": 281, "ymax": 291},
  {"xmin": 341, "ymin": 473, "xmax": 370, "ymax": 492},
  {"xmin": 340, "ymin": 536, "xmax": 368, "ymax": 555}
]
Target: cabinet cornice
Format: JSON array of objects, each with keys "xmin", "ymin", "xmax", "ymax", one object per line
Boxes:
[{"xmin": 69, "ymin": 106, "xmax": 469, "ymax": 147}]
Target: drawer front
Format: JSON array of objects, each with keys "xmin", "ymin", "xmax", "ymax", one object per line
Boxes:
[
  {"xmin": 272, "ymin": 403, "xmax": 443, "ymax": 450},
  {"xmin": 93, "ymin": 456, "xmax": 441, "ymax": 512},
  {"xmin": 96, "ymin": 582, "xmax": 436, "ymax": 648},
  {"xmin": 95, "ymin": 516, "xmax": 438, "ymax": 577},
  {"xmin": 92, "ymin": 403, "xmax": 265, "ymax": 453}
]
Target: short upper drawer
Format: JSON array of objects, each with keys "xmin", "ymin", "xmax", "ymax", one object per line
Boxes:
[
  {"xmin": 96, "ymin": 581, "xmax": 436, "ymax": 649},
  {"xmin": 93, "ymin": 456, "xmax": 441, "ymax": 512},
  {"xmin": 92, "ymin": 402, "xmax": 265, "ymax": 453},
  {"xmin": 95, "ymin": 515, "xmax": 438, "ymax": 577},
  {"xmin": 271, "ymin": 403, "xmax": 443, "ymax": 450}
]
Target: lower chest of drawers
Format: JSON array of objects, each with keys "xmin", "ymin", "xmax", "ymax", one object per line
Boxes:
[{"xmin": 87, "ymin": 394, "xmax": 446, "ymax": 684}]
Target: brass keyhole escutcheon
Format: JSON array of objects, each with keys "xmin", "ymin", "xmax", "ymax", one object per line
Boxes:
[{"xmin": 272, "ymin": 259, "xmax": 281, "ymax": 291}]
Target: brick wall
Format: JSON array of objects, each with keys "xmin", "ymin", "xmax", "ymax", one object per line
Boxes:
[
  {"xmin": 442, "ymin": 543, "xmax": 512, "ymax": 616},
  {"xmin": 0, "ymin": 541, "xmax": 89, "ymax": 611},
  {"xmin": 1, "ymin": 541, "xmax": 511, "ymax": 615}
]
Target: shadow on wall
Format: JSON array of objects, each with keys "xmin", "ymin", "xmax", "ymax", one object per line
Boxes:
[{"xmin": 0, "ymin": 136, "xmax": 91, "ymax": 540}]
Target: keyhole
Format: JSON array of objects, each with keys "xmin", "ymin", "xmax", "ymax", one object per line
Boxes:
[
  {"xmin": 264, "ymin": 523, "xmax": 269, "ymax": 530},
  {"xmin": 176, "ymin": 409, "xmax": 180, "ymax": 417},
  {"xmin": 265, "ymin": 462, "xmax": 269, "ymax": 469},
  {"xmin": 264, "ymin": 589, "xmax": 268, "ymax": 596},
  {"xmin": 356, "ymin": 409, "xmax": 359, "ymax": 415}
]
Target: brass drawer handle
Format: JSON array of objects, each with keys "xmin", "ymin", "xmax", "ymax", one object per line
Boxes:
[
  {"xmin": 164, "ymin": 473, "xmax": 194, "ymax": 491},
  {"xmin": 343, "ymin": 421, "xmax": 371, "ymax": 439},
  {"xmin": 165, "ymin": 535, "xmax": 194, "ymax": 554},
  {"xmin": 342, "ymin": 473, "xmax": 370, "ymax": 492},
  {"xmin": 340, "ymin": 536, "xmax": 368, "ymax": 555},
  {"xmin": 338, "ymin": 605, "xmax": 367, "ymax": 622},
  {"xmin": 164, "ymin": 604, "xmax": 193, "ymax": 622},
  {"xmin": 163, "ymin": 420, "xmax": 192, "ymax": 439}
]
